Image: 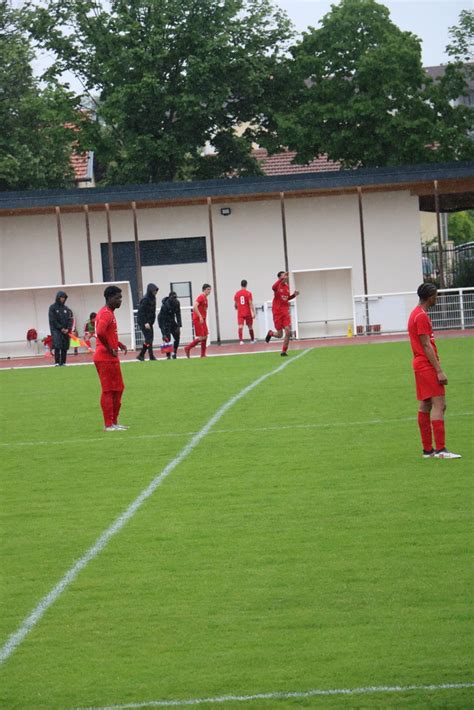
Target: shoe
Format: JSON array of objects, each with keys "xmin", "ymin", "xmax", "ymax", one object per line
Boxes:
[
  {"xmin": 251, "ymin": 340, "xmax": 257, "ymax": 344},
  {"xmin": 265, "ymin": 331, "xmax": 272, "ymax": 343},
  {"xmin": 104, "ymin": 426, "xmax": 118, "ymax": 432},
  {"xmin": 184, "ymin": 347, "xmax": 190, "ymax": 358},
  {"xmin": 136, "ymin": 354, "xmax": 145, "ymax": 361},
  {"xmin": 280, "ymin": 351, "xmax": 288, "ymax": 357},
  {"xmin": 422, "ymin": 449, "xmax": 435, "ymax": 458},
  {"xmin": 172, "ymin": 353, "xmax": 177, "ymax": 359},
  {"xmin": 149, "ymin": 354, "xmax": 157, "ymax": 361},
  {"xmin": 240, "ymin": 341, "xmax": 244, "ymax": 345},
  {"xmin": 434, "ymin": 449, "xmax": 462, "ymax": 459},
  {"xmin": 113, "ymin": 424, "xmax": 129, "ymax": 430},
  {"xmin": 166, "ymin": 353, "xmax": 171, "ymax": 359}
]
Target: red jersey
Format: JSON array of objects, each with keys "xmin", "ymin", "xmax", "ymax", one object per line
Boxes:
[
  {"xmin": 193, "ymin": 293, "xmax": 208, "ymax": 321},
  {"xmin": 234, "ymin": 289, "xmax": 253, "ymax": 317},
  {"xmin": 272, "ymin": 279, "xmax": 294, "ymax": 313},
  {"xmin": 94, "ymin": 306, "xmax": 120, "ymax": 362},
  {"xmin": 407, "ymin": 305, "xmax": 439, "ymax": 372}
]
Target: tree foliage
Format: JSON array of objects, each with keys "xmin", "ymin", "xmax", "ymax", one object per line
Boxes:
[
  {"xmin": 261, "ymin": 0, "xmax": 474, "ymax": 168},
  {"xmin": 448, "ymin": 210, "xmax": 474, "ymax": 245},
  {"xmin": 0, "ymin": 0, "xmax": 79, "ymax": 191},
  {"xmin": 22, "ymin": 0, "xmax": 292, "ymax": 185},
  {"xmin": 447, "ymin": 9, "xmax": 474, "ymax": 67}
]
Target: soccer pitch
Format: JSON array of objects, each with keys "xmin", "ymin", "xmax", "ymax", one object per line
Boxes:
[{"xmin": 0, "ymin": 339, "xmax": 472, "ymax": 709}]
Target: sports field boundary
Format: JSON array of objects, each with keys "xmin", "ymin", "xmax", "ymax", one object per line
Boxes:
[
  {"xmin": 73, "ymin": 681, "xmax": 474, "ymax": 709},
  {"xmin": 0, "ymin": 349, "xmax": 310, "ymax": 666}
]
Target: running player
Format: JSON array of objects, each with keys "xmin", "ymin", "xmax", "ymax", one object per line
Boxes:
[
  {"xmin": 234, "ymin": 279, "xmax": 256, "ymax": 344},
  {"xmin": 184, "ymin": 284, "xmax": 212, "ymax": 358},
  {"xmin": 407, "ymin": 283, "xmax": 461, "ymax": 459},
  {"xmin": 94, "ymin": 285, "xmax": 128, "ymax": 431},
  {"xmin": 265, "ymin": 271, "xmax": 299, "ymax": 356}
]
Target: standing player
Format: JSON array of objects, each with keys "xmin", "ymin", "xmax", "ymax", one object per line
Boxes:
[
  {"xmin": 94, "ymin": 285, "xmax": 128, "ymax": 431},
  {"xmin": 265, "ymin": 271, "xmax": 299, "ymax": 356},
  {"xmin": 407, "ymin": 283, "xmax": 461, "ymax": 459},
  {"xmin": 184, "ymin": 284, "xmax": 212, "ymax": 358},
  {"xmin": 136, "ymin": 283, "xmax": 159, "ymax": 361},
  {"xmin": 234, "ymin": 279, "xmax": 256, "ymax": 344},
  {"xmin": 158, "ymin": 291, "xmax": 182, "ymax": 359}
]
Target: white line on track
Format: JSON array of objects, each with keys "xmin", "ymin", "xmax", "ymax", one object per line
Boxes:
[
  {"xmin": 0, "ymin": 349, "xmax": 310, "ymax": 666},
  {"xmin": 1, "ymin": 412, "xmax": 472, "ymax": 449},
  {"xmin": 74, "ymin": 682, "xmax": 474, "ymax": 709}
]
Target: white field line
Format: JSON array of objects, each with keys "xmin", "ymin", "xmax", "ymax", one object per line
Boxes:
[
  {"xmin": 1, "ymin": 411, "xmax": 472, "ymax": 449},
  {"xmin": 74, "ymin": 682, "xmax": 474, "ymax": 709},
  {"xmin": 0, "ymin": 349, "xmax": 310, "ymax": 666}
]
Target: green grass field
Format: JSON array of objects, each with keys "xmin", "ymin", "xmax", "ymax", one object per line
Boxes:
[{"xmin": 0, "ymin": 339, "xmax": 473, "ymax": 710}]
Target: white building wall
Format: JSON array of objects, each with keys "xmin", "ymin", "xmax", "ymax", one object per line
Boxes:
[
  {"xmin": 210, "ymin": 200, "xmax": 285, "ymax": 341},
  {"xmin": 0, "ymin": 190, "xmax": 424, "ymax": 343},
  {"xmin": 361, "ymin": 191, "xmax": 422, "ymax": 293}
]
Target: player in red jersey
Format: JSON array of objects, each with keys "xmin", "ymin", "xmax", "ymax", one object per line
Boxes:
[
  {"xmin": 407, "ymin": 283, "xmax": 461, "ymax": 459},
  {"xmin": 265, "ymin": 271, "xmax": 299, "ymax": 356},
  {"xmin": 234, "ymin": 279, "xmax": 256, "ymax": 344},
  {"xmin": 184, "ymin": 284, "xmax": 212, "ymax": 358},
  {"xmin": 94, "ymin": 285, "xmax": 129, "ymax": 431}
]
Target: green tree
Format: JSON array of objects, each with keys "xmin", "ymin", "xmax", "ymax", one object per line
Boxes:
[
  {"xmin": 23, "ymin": 0, "xmax": 292, "ymax": 185},
  {"xmin": 448, "ymin": 210, "xmax": 474, "ymax": 245},
  {"xmin": 261, "ymin": 0, "xmax": 474, "ymax": 168},
  {"xmin": 447, "ymin": 9, "xmax": 473, "ymax": 67},
  {"xmin": 0, "ymin": 0, "xmax": 79, "ymax": 190}
]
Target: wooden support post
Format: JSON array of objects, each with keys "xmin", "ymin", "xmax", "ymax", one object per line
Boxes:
[
  {"xmin": 105, "ymin": 203, "xmax": 115, "ymax": 281},
  {"xmin": 131, "ymin": 201, "xmax": 143, "ymax": 300},
  {"xmin": 83, "ymin": 205, "xmax": 94, "ymax": 283},
  {"xmin": 207, "ymin": 197, "xmax": 221, "ymax": 343},
  {"xmin": 55, "ymin": 206, "xmax": 65, "ymax": 284}
]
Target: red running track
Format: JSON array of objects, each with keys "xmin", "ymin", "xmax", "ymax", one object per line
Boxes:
[{"xmin": 0, "ymin": 329, "xmax": 472, "ymax": 370}]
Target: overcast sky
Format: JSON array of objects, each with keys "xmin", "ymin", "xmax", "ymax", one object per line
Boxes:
[{"xmin": 275, "ymin": 0, "xmax": 470, "ymax": 67}]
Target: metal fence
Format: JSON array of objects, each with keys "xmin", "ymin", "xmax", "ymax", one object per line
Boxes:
[
  {"xmin": 354, "ymin": 288, "xmax": 474, "ymax": 335},
  {"xmin": 422, "ymin": 243, "xmax": 474, "ymax": 288}
]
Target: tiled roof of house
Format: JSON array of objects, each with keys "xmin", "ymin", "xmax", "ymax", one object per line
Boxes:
[{"xmin": 253, "ymin": 148, "xmax": 340, "ymax": 175}]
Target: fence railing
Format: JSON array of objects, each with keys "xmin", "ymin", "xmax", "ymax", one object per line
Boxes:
[
  {"xmin": 354, "ymin": 287, "xmax": 474, "ymax": 335},
  {"xmin": 422, "ymin": 244, "xmax": 474, "ymax": 288}
]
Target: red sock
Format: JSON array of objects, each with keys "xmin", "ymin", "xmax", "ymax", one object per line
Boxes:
[
  {"xmin": 249, "ymin": 328, "xmax": 255, "ymax": 340},
  {"xmin": 282, "ymin": 343, "xmax": 289, "ymax": 353},
  {"xmin": 432, "ymin": 419, "xmax": 445, "ymax": 451},
  {"xmin": 238, "ymin": 327, "xmax": 243, "ymax": 340},
  {"xmin": 100, "ymin": 391, "xmax": 114, "ymax": 427},
  {"xmin": 200, "ymin": 340, "xmax": 207, "ymax": 357},
  {"xmin": 188, "ymin": 338, "xmax": 200, "ymax": 350},
  {"xmin": 417, "ymin": 411, "xmax": 432, "ymax": 451},
  {"xmin": 112, "ymin": 390, "xmax": 123, "ymax": 424}
]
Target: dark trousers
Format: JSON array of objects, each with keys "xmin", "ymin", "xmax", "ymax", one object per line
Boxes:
[
  {"xmin": 161, "ymin": 324, "xmax": 180, "ymax": 353},
  {"xmin": 52, "ymin": 330, "xmax": 69, "ymax": 365},
  {"xmin": 140, "ymin": 325, "xmax": 154, "ymax": 347}
]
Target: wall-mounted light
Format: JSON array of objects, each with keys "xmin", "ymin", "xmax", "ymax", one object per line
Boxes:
[{"xmin": 220, "ymin": 207, "xmax": 232, "ymax": 216}]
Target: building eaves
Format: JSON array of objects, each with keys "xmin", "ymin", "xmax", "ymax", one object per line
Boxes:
[{"xmin": 0, "ymin": 161, "xmax": 473, "ymax": 214}]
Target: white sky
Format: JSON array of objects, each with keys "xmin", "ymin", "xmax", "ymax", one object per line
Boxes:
[{"xmin": 275, "ymin": 0, "xmax": 471, "ymax": 67}]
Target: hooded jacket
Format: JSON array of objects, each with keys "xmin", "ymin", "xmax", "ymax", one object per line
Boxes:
[
  {"xmin": 137, "ymin": 283, "xmax": 158, "ymax": 327},
  {"xmin": 48, "ymin": 291, "xmax": 73, "ymax": 332},
  {"xmin": 158, "ymin": 295, "xmax": 182, "ymax": 331}
]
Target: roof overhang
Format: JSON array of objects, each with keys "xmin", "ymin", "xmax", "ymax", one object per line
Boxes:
[{"xmin": 0, "ymin": 161, "xmax": 472, "ymax": 217}]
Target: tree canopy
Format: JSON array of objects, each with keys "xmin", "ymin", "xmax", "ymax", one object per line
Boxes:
[
  {"xmin": 0, "ymin": 0, "xmax": 80, "ymax": 191},
  {"xmin": 261, "ymin": 0, "xmax": 474, "ymax": 168},
  {"xmin": 22, "ymin": 0, "xmax": 292, "ymax": 185}
]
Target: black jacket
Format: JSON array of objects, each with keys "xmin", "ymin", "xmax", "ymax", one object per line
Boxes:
[
  {"xmin": 158, "ymin": 295, "xmax": 182, "ymax": 330},
  {"xmin": 137, "ymin": 283, "xmax": 158, "ymax": 327},
  {"xmin": 48, "ymin": 291, "xmax": 73, "ymax": 333}
]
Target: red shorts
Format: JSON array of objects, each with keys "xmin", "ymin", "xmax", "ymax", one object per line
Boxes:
[
  {"xmin": 238, "ymin": 314, "xmax": 253, "ymax": 327},
  {"xmin": 273, "ymin": 310, "xmax": 291, "ymax": 331},
  {"xmin": 193, "ymin": 318, "xmax": 208, "ymax": 338},
  {"xmin": 94, "ymin": 360, "xmax": 124, "ymax": 392},
  {"xmin": 414, "ymin": 367, "xmax": 445, "ymax": 401}
]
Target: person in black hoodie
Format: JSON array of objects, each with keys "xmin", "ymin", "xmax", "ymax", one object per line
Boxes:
[
  {"xmin": 136, "ymin": 283, "xmax": 159, "ymax": 361},
  {"xmin": 158, "ymin": 291, "xmax": 182, "ymax": 359},
  {"xmin": 48, "ymin": 290, "xmax": 73, "ymax": 366}
]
